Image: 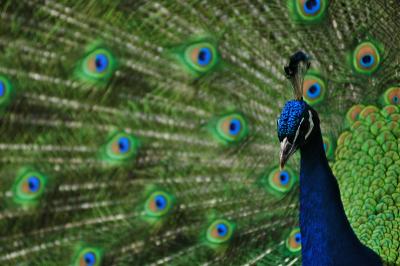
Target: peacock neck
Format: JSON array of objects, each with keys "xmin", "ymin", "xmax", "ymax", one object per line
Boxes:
[{"xmin": 299, "ymin": 125, "xmax": 382, "ymax": 266}]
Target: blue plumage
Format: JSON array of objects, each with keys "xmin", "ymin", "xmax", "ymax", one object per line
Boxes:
[
  {"xmin": 299, "ymin": 126, "xmax": 382, "ymax": 266},
  {"xmin": 277, "ymin": 100, "xmax": 307, "ymax": 141},
  {"xmin": 277, "ymin": 100, "xmax": 382, "ymax": 265},
  {"xmin": 278, "ymin": 50, "xmax": 382, "ymax": 264}
]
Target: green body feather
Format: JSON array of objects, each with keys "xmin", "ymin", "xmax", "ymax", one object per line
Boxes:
[{"xmin": 0, "ymin": 1, "xmax": 399, "ymax": 265}]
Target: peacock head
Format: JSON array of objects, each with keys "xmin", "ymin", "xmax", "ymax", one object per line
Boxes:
[
  {"xmin": 277, "ymin": 100, "xmax": 317, "ymax": 169},
  {"xmin": 277, "ymin": 51, "xmax": 318, "ymax": 169}
]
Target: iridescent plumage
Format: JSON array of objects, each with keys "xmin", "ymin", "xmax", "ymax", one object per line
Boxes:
[{"xmin": 0, "ymin": 1, "xmax": 399, "ymax": 265}]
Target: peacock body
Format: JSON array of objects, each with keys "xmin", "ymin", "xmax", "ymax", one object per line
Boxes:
[{"xmin": 0, "ymin": 1, "xmax": 399, "ymax": 265}]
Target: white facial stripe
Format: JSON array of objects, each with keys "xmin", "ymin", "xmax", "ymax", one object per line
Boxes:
[
  {"xmin": 305, "ymin": 110, "xmax": 314, "ymax": 139},
  {"xmin": 292, "ymin": 117, "xmax": 304, "ymax": 145},
  {"xmin": 280, "ymin": 137, "xmax": 289, "ymax": 157},
  {"xmin": 280, "ymin": 137, "xmax": 296, "ymax": 162}
]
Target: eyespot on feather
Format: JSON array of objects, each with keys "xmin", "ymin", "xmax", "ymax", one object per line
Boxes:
[
  {"xmin": 211, "ymin": 113, "xmax": 249, "ymax": 144},
  {"xmin": 289, "ymin": 0, "xmax": 328, "ymax": 23},
  {"xmin": 73, "ymin": 247, "xmax": 102, "ymax": 266},
  {"xmin": 101, "ymin": 131, "xmax": 140, "ymax": 164},
  {"xmin": 206, "ymin": 219, "xmax": 235, "ymax": 245},
  {"xmin": 76, "ymin": 45, "xmax": 117, "ymax": 83},
  {"xmin": 144, "ymin": 191, "xmax": 174, "ymax": 218},
  {"xmin": 184, "ymin": 42, "xmax": 218, "ymax": 74},
  {"xmin": 380, "ymin": 87, "xmax": 400, "ymax": 106},
  {"xmin": 12, "ymin": 169, "xmax": 47, "ymax": 206},
  {"xmin": 265, "ymin": 166, "xmax": 297, "ymax": 195},
  {"xmin": 352, "ymin": 41, "xmax": 381, "ymax": 75},
  {"xmin": 302, "ymin": 74, "xmax": 326, "ymax": 106},
  {"xmin": 173, "ymin": 38, "xmax": 220, "ymax": 76},
  {"xmin": 286, "ymin": 227, "xmax": 301, "ymax": 253}
]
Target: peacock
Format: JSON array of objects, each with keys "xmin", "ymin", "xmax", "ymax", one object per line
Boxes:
[
  {"xmin": 0, "ymin": 0, "xmax": 399, "ymax": 265},
  {"xmin": 278, "ymin": 51, "xmax": 385, "ymax": 265}
]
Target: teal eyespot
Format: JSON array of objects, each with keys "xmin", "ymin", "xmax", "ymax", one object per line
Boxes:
[
  {"xmin": 206, "ymin": 219, "xmax": 235, "ymax": 245},
  {"xmin": 76, "ymin": 46, "xmax": 117, "ymax": 83},
  {"xmin": 184, "ymin": 42, "xmax": 218, "ymax": 73},
  {"xmin": 289, "ymin": 0, "xmax": 328, "ymax": 23},
  {"xmin": 380, "ymin": 87, "xmax": 400, "ymax": 106},
  {"xmin": 73, "ymin": 247, "xmax": 102, "ymax": 266},
  {"xmin": 302, "ymin": 74, "xmax": 326, "ymax": 106},
  {"xmin": 262, "ymin": 166, "xmax": 297, "ymax": 196},
  {"xmin": 286, "ymin": 227, "xmax": 301, "ymax": 253},
  {"xmin": 100, "ymin": 131, "xmax": 140, "ymax": 165},
  {"xmin": 0, "ymin": 76, "xmax": 14, "ymax": 111},
  {"xmin": 210, "ymin": 113, "xmax": 249, "ymax": 145},
  {"xmin": 12, "ymin": 169, "xmax": 47, "ymax": 206},
  {"xmin": 174, "ymin": 38, "xmax": 220, "ymax": 76},
  {"xmin": 352, "ymin": 41, "xmax": 381, "ymax": 75},
  {"xmin": 144, "ymin": 191, "xmax": 174, "ymax": 218}
]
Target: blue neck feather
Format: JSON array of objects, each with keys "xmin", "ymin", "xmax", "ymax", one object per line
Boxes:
[{"xmin": 299, "ymin": 123, "xmax": 382, "ymax": 266}]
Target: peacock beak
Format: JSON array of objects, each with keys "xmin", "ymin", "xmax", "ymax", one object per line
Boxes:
[{"xmin": 280, "ymin": 137, "xmax": 297, "ymax": 169}]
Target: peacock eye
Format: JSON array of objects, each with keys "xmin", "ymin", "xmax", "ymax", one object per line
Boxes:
[
  {"xmin": 302, "ymin": 74, "xmax": 326, "ymax": 106},
  {"xmin": 264, "ymin": 166, "xmax": 297, "ymax": 196},
  {"xmin": 286, "ymin": 227, "xmax": 302, "ymax": 253},
  {"xmin": 211, "ymin": 113, "xmax": 249, "ymax": 144},
  {"xmin": 144, "ymin": 191, "xmax": 174, "ymax": 217},
  {"xmin": 77, "ymin": 46, "xmax": 117, "ymax": 83},
  {"xmin": 291, "ymin": 0, "xmax": 328, "ymax": 22},
  {"xmin": 0, "ymin": 76, "xmax": 13, "ymax": 110},
  {"xmin": 102, "ymin": 131, "xmax": 140, "ymax": 164},
  {"xmin": 182, "ymin": 41, "xmax": 219, "ymax": 75},
  {"xmin": 352, "ymin": 41, "xmax": 381, "ymax": 75},
  {"xmin": 12, "ymin": 170, "xmax": 47, "ymax": 205},
  {"xmin": 74, "ymin": 247, "xmax": 102, "ymax": 266},
  {"xmin": 206, "ymin": 219, "xmax": 235, "ymax": 245},
  {"xmin": 381, "ymin": 87, "xmax": 400, "ymax": 106}
]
